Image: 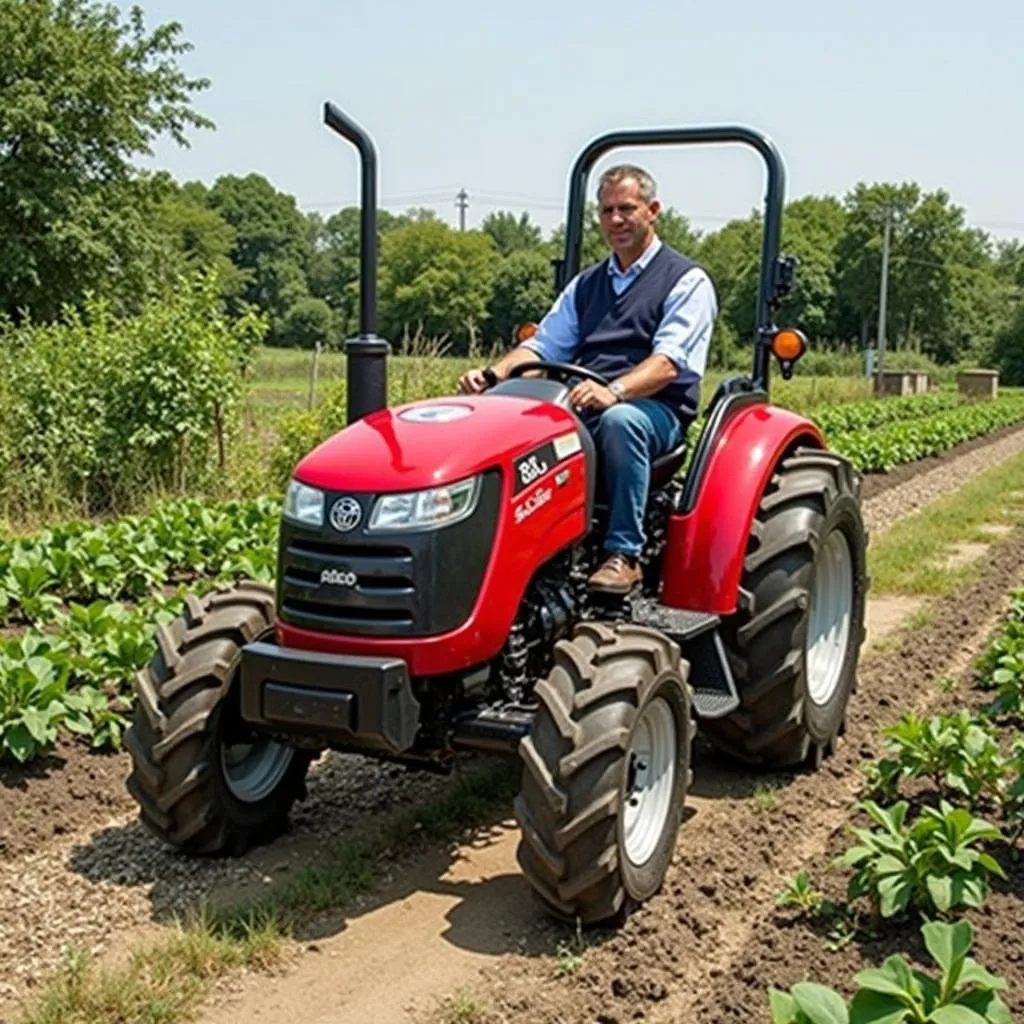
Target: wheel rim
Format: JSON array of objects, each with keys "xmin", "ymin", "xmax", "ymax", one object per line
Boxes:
[
  {"xmin": 806, "ymin": 529, "xmax": 854, "ymax": 707},
  {"xmin": 220, "ymin": 737, "xmax": 295, "ymax": 804},
  {"xmin": 622, "ymin": 696, "xmax": 677, "ymax": 868}
]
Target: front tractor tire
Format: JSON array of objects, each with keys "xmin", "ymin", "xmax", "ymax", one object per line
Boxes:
[
  {"xmin": 125, "ymin": 581, "xmax": 312, "ymax": 855},
  {"xmin": 515, "ymin": 622, "xmax": 692, "ymax": 926},
  {"xmin": 706, "ymin": 448, "xmax": 868, "ymax": 768}
]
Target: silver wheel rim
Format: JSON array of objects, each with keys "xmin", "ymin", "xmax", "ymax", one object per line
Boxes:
[
  {"xmin": 220, "ymin": 738, "xmax": 295, "ymax": 803},
  {"xmin": 806, "ymin": 529, "xmax": 854, "ymax": 706},
  {"xmin": 622, "ymin": 696, "xmax": 677, "ymax": 868}
]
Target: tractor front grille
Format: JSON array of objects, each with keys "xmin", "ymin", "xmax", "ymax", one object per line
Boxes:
[{"xmin": 276, "ymin": 470, "xmax": 500, "ymax": 638}]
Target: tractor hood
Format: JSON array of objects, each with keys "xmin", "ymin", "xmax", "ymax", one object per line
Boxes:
[{"xmin": 293, "ymin": 395, "xmax": 582, "ymax": 493}]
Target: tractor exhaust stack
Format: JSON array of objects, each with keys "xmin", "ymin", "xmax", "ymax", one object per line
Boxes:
[{"xmin": 323, "ymin": 101, "xmax": 389, "ymax": 424}]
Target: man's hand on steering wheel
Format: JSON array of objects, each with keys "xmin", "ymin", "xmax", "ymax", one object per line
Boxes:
[
  {"xmin": 569, "ymin": 379, "xmax": 619, "ymax": 411},
  {"xmin": 457, "ymin": 367, "xmax": 497, "ymax": 394}
]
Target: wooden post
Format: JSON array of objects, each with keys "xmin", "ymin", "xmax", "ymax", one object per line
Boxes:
[
  {"xmin": 213, "ymin": 400, "xmax": 226, "ymax": 472},
  {"xmin": 308, "ymin": 342, "xmax": 322, "ymax": 410}
]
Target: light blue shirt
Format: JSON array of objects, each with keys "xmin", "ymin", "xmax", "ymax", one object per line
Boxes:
[{"xmin": 523, "ymin": 237, "xmax": 718, "ymax": 384}]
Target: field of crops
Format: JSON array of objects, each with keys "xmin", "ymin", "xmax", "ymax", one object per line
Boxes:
[
  {"xmin": 764, "ymin": 592, "xmax": 1024, "ymax": 1023},
  {"xmin": 3, "ymin": 389, "xmax": 1024, "ymax": 768}
]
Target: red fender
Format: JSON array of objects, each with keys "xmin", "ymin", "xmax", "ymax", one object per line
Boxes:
[{"xmin": 660, "ymin": 404, "xmax": 824, "ymax": 615}]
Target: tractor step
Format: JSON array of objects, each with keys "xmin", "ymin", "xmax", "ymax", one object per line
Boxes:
[
  {"xmin": 630, "ymin": 596, "xmax": 719, "ymax": 643},
  {"xmin": 450, "ymin": 705, "xmax": 534, "ymax": 756},
  {"xmin": 631, "ymin": 598, "xmax": 740, "ymax": 720}
]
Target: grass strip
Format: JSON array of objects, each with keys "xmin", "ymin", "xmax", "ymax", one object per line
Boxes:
[
  {"xmin": 14, "ymin": 758, "xmax": 519, "ymax": 1024},
  {"xmin": 867, "ymin": 447, "xmax": 1024, "ymax": 595}
]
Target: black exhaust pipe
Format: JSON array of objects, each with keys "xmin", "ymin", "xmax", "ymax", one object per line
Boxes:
[{"xmin": 323, "ymin": 101, "xmax": 389, "ymax": 424}]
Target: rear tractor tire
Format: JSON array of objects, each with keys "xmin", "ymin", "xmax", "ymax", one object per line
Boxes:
[
  {"xmin": 515, "ymin": 622, "xmax": 692, "ymax": 925},
  {"xmin": 706, "ymin": 447, "xmax": 868, "ymax": 769},
  {"xmin": 125, "ymin": 580, "xmax": 313, "ymax": 855}
]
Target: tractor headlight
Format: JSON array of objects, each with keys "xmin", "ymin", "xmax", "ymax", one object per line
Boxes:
[
  {"xmin": 369, "ymin": 475, "xmax": 481, "ymax": 532},
  {"xmin": 283, "ymin": 479, "xmax": 326, "ymax": 527}
]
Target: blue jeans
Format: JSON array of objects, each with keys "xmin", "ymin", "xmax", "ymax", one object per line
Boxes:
[{"xmin": 580, "ymin": 400, "xmax": 684, "ymax": 559}]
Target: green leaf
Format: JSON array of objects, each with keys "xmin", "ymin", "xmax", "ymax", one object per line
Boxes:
[
  {"xmin": 20, "ymin": 704, "xmax": 57, "ymax": 744},
  {"xmin": 849, "ymin": 990, "xmax": 911, "ymax": 1024},
  {"xmin": 927, "ymin": 1006, "xmax": 988, "ymax": 1024},
  {"xmin": 878, "ymin": 875, "xmax": 914, "ymax": 918},
  {"xmin": 926, "ymin": 874, "xmax": 955, "ymax": 913},
  {"xmin": 791, "ymin": 983, "xmax": 850, "ymax": 1024},
  {"xmin": 956, "ymin": 960, "xmax": 1007, "ymax": 992},
  {"xmin": 923, "ymin": 920, "xmax": 973, "ymax": 978},
  {"xmin": 854, "ymin": 961, "xmax": 919, "ymax": 1002},
  {"xmin": 3, "ymin": 723, "xmax": 35, "ymax": 762},
  {"xmin": 954, "ymin": 992, "xmax": 1012, "ymax": 1024},
  {"xmin": 770, "ymin": 989, "xmax": 801, "ymax": 1023}
]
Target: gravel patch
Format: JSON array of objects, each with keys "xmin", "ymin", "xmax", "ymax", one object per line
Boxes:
[
  {"xmin": 0, "ymin": 752, "xmax": 461, "ymax": 1007},
  {"xmin": 862, "ymin": 425, "xmax": 1024, "ymax": 538},
  {"xmin": 5, "ymin": 425, "xmax": 1024, "ymax": 1010}
]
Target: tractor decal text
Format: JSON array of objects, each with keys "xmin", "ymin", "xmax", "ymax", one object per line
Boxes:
[
  {"xmin": 320, "ymin": 568, "xmax": 357, "ymax": 587},
  {"xmin": 514, "ymin": 486, "xmax": 553, "ymax": 525}
]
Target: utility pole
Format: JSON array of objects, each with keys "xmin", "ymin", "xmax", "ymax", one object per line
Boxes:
[
  {"xmin": 874, "ymin": 209, "xmax": 892, "ymax": 391},
  {"xmin": 455, "ymin": 189, "xmax": 469, "ymax": 231}
]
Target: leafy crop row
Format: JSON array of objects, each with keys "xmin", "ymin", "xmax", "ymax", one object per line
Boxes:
[
  {"xmin": 832, "ymin": 396, "xmax": 1024, "ymax": 472},
  {"xmin": 0, "ymin": 497, "xmax": 279, "ymax": 625},
  {"xmin": 811, "ymin": 392, "xmax": 965, "ymax": 437},
  {"xmin": 769, "ymin": 590, "xmax": 1024, "ymax": 1020}
]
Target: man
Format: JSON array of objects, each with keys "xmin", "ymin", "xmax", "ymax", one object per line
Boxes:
[{"xmin": 459, "ymin": 165, "xmax": 717, "ymax": 593}]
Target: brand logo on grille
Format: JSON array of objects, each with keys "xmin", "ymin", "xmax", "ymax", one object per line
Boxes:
[
  {"xmin": 320, "ymin": 568, "xmax": 357, "ymax": 587},
  {"xmin": 329, "ymin": 497, "xmax": 362, "ymax": 532}
]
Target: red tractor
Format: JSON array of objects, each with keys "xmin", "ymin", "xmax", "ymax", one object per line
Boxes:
[{"xmin": 125, "ymin": 103, "xmax": 867, "ymax": 925}]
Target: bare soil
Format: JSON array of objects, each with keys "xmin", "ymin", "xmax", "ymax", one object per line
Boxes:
[
  {"xmin": 0, "ymin": 742, "xmax": 134, "ymax": 859},
  {"xmin": 466, "ymin": 532, "xmax": 1024, "ymax": 1024},
  {"xmin": 3, "ymin": 433, "xmax": 1024, "ymax": 1023}
]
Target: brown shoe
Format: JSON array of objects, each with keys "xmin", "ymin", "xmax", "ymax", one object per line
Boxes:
[{"xmin": 588, "ymin": 553, "xmax": 642, "ymax": 594}]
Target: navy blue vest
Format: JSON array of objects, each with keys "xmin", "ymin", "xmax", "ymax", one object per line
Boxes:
[{"xmin": 573, "ymin": 243, "xmax": 702, "ymax": 422}]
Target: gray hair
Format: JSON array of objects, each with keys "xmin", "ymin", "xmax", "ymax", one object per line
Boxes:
[{"xmin": 597, "ymin": 164, "xmax": 658, "ymax": 204}]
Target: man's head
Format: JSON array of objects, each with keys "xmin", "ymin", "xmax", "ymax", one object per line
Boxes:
[{"xmin": 596, "ymin": 165, "xmax": 661, "ymax": 265}]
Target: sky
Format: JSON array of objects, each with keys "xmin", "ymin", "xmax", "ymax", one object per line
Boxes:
[{"xmin": 124, "ymin": 0, "xmax": 1023, "ymax": 244}]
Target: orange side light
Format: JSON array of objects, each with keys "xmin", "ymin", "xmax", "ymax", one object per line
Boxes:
[
  {"xmin": 514, "ymin": 322, "xmax": 539, "ymax": 343},
  {"xmin": 770, "ymin": 328, "xmax": 807, "ymax": 363}
]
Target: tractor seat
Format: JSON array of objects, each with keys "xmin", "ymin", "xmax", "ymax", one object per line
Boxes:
[{"xmin": 650, "ymin": 441, "xmax": 688, "ymax": 489}]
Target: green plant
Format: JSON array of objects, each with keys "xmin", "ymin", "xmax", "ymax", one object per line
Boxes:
[
  {"xmin": 554, "ymin": 919, "xmax": 587, "ymax": 977},
  {"xmin": 768, "ymin": 919, "xmax": 1011, "ymax": 1023},
  {"xmin": 831, "ymin": 396, "xmax": 1024, "ymax": 472},
  {"xmin": 775, "ymin": 871, "xmax": 825, "ymax": 914},
  {"xmin": 63, "ymin": 685, "xmax": 130, "ymax": 751},
  {"xmin": 0, "ymin": 634, "xmax": 71, "ymax": 762},
  {"xmin": 863, "ymin": 712, "xmax": 1008, "ymax": 807},
  {"xmin": 836, "ymin": 800, "xmax": 1006, "ymax": 918}
]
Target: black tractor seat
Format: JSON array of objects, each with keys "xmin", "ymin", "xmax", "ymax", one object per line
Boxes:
[{"xmin": 650, "ymin": 441, "xmax": 688, "ymax": 489}]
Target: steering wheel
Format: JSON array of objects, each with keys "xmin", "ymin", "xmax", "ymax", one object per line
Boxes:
[{"xmin": 506, "ymin": 360, "xmax": 611, "ymax": 387}]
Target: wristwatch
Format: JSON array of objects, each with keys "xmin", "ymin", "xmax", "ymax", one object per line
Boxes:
[{"xmin": 609, "ymin": 380, "xmax": 627, "ymax": 403}]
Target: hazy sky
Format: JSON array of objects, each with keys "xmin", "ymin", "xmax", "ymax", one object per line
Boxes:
[{"xmin": 125, "ymin": 0, "xmax": 1022, "ymax": 243}]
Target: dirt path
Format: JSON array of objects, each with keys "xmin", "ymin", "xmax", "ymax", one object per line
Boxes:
[
  {"xmin": 194, "ymin": 540, "xmax": 1024, "ymax": 1024},
  {"xmin": 3, "ymin": 430, "xmax": 1024, "ymax": 1022}
]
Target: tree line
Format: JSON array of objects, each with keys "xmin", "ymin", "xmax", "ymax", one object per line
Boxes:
[{"xmin": 2, "ymin": 0, "xmax": 1023, "ymax": 376}]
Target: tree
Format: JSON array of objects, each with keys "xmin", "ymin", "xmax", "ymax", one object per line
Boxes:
[
  {"xmin": 150, "ymin": 177, "xmax": 247, "ymax": 302},
  {"xmin": 656, "ymin": 208, "xmax": 702, "ymax": 256},
  {"xmin": 378, "ymin": 222, "xmax": 497, "ymax": 352},
  {"xmin": 279, "ymin": 296, "xmax": 339, "ymax": 349},
  {"xmin": 549, "ymin": 203, "xmax": 608, "ymax": 272},
  {"xmin": 834, "ymin": 183, "xmax": 920, "ymax": 346},
  {"xmin": 697, "ymin": 213, "xmax": 762, "ymax": 341},
  {"xmin": 481, "ymin": 211, "xmax": 543, "ymax": 257},
  {"xmin": 307, "ymin": 206, "xmax": 406, "ymax": 337},
  {"xmin": 0, "ymin": 0, "xmax": 212, "ymax": 321},
  {"xmin": 488, "ymin": 249, "xmax": 555, "ymax": 345},
  {"xmin": 206, "ymin": 173, "xmax": 313, "ymax": 341},
  {"xmin": 991, "ymin": 303, "xmax": 1024, "ymax": 385}
]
